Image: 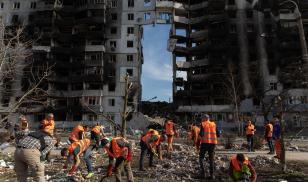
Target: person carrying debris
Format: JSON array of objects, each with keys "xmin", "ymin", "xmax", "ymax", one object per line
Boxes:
[
  {"xmin": 191, "ymin": 123, "xmax": 200, "ymax": 150},
  {"xmin": 101, "ymin": 137, "xmax": 134, "ymax": 182},
  {"xmin": 198, "ymin": 114, "xmax": 219, "ymax": 179},
  {"xmin": 61, "ymin": 138, "xmax": 94, "ymax": 178},
  {"xmin": 227, "ymin": 154, "xmax": 257, "ymax": 182},
  {"xmin": 164, "ymin": 118, "xmax": 176, "ymax": 153},
  {"xmin": 139, "ymin": 129, "xmax": 163, "ymax": 171},
  {"xmin": 14, "ymin": 122, "xmax": 56, "ymax": 182},
  {"xmin": 69, "ymin": 124, "xmax": 88, "ymax": 143},
  {"xmin": 245, "ymin": 119, "xmax": 256, "ymax": 152},
  {"xmin": 265, "ymin": 120, "xmax": 274, "ymax": 154},
  {"xmin": 91, "ymin": 124, "xmax": 105, "ymax": 150},
  {"xmin": 40, "ymin": 113, "xmax": 55, "ymax": 134},
  {"xmin": 273, "ymin": 118, "xmax": 281, "ymax": 159},
  {"xmin": 14, "ymin": 115, "xmax": 30, "ymax": 144}
]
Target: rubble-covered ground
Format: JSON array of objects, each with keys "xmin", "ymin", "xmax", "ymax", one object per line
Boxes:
[{"xmin": 1, "ymin": 138, "xmax": 308, "ymax": 182}]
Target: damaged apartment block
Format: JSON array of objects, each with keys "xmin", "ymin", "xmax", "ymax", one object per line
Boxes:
[{"xmin": 1, "ymin": 0, "xmax": 308, "ymax": 128}]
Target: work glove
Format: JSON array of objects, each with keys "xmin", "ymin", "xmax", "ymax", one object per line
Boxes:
[
  {"xmin": 69, "ymin": 165, "xmax": 77, "ymax": 174},
  {"xmin": 107, "ymin": 164, "xmax": 113, "ymax": 176}
]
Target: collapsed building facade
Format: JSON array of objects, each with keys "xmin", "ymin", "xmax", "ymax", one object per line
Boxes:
[
  {"xmin": 0, "ymin": 0, "xmax": 148, "ymax": 127},
  {"xmin": 167, "ymin": 0, "xmax": 308, "ymax": 127},
  {"xmin": 1, "ymin": 0, "xmax": 308, "ymax": 128}
]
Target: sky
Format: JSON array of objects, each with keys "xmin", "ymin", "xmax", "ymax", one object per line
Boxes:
[{"xmin": 141, "ymin": 24, "xmax": 172, "ymax": 102}]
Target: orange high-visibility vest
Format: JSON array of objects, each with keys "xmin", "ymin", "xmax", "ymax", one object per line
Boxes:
[
  {"xmin": 110, "ymin": 137, "xmax": 128, "ymax": 158},
  {"xmin": 69, "ymin": 125, "xmax": 84, "ymax": 142},
  {"xmin": 200, "ymin": 120, "xmax": 217, "ymax": 144},
  {"xmin": 68, "ymin": 138, "xmax": 91, "ymax": 156},
  {"xmin": 246, "ymin": 124, "xmax": 255, "ymax": 135},
  {"xmin": 266, "ymin": 123, "xmax": 273, "ymax": 138},
  {"xmin": 142, "ymin": 129, "xmax": 160, "ymax": 146},
  {"xmin": 231, "ymin": 155, "xmax": 249, "ymax": 172},
  {"xmin": 165, "ymin": 120, "xmax": 175, "ymax": 135},
  {"xmin": 41, "ymin": 119, "xmax": 55, "ymax": 130},
  {"xmin": 91, "ymin": 125, "xmax": 101, "ymax": 134}
]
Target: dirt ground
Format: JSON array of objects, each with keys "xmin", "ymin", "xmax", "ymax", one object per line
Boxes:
[{"xmin": 1, "ymin": 137, "xmax": 308, "ymax": 182}]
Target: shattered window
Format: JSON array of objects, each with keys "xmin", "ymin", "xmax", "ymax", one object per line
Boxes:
[
  {"xmin": 111, "ymin": 0, "xmax": 117, "ymax": 8},
  {"xmin": 110, "ymin": 41, "xmax": 117, "ymax": 48},
  {"xmin": 30, "ymin": 2, "xmax": 36, "ymax": 9},
  {"xmin": 269, "ymin": 82, "xmax": 277, "ymax": 90},
  {"xmin": 108, "ymin": 99, "xmax": 115, "ymax": 106},
  {"xmin": 111, "ymin": 13, "xmax": 117, "ymax": 20},
  {"xmin": 126, "ymin": 68, "xmax": 133, "ymax": 76},
  {"xmin": 127, "ymin": 55, "xmax": 133, "ymax": 62},
  {"xmin": 110, "ymin": 27, "xmax": 117, "ymax": 34},
  {"xmin": 127, "ymin": 40, "xmax": 134, "ymax": 48},
  {"xmin": 13, "ymin": 2, "xmax": 20, "ymax": 9},
  {"xmin": 127, "ymin": 27, "xmax": 134, "ymax": 34},
  {"xmin": 128, "ymin": 0, "xmax": 134, "ymax": 7},
  {"xmin": 128, "ymin": 13, "xmax": 134, "ymax": 20}
]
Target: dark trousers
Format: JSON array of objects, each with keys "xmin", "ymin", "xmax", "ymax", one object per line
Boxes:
[
  {"xmin": 199, "ymin": 143, "xmax": 215, "ymax": 177},
  {"xmin": 114, "ymin": 157, "xmax": 134, "ymax": 182},
  {"xmin": 267, "ymin": 137, "xmax": 274, "ymax": 153},
  {"xmin": 246, "ymin": 135, "xmax": 254, "ymax": 152},
  {"xmin": 139, "ymin": 140, "xmax": 153, "ymax": 169}
]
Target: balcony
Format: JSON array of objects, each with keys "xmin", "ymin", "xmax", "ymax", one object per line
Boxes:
[
  {"xmin": 85, "ymin": 45, "xmax": 105, "ymax": 52},
  {"xmin": 84, "ymin": 59, "xmax": 103, "ymax": 66},
  {"xmin": 156, "ymin": 1, "xmax": 174, "ymax": 12},
  {"xmin": 75, "ymin": 17, "xmax": 105, "ymax": 24},
  {"xmin": 32, "ymin": 46, "xmax": 51, "ymax": 52},
  {"xmin": 186, "ymin": 1, "xmax": 208, "ymax": 11},
  {"xmin": 174, "ymin": 77, "xmax": 184, "ymax": 86},
  {"xmin": 190, "ymin": 74, "xmax": 211, "ymax": 82},
  {"xmin": 176, "ymin": 61, "xmax": 190, "ymax": 70},
  {"xmin": 190, "ymin": 29, "xmax": 208, "ymax": 42}
]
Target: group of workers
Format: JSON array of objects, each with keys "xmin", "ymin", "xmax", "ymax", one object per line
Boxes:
[
  {"xmin": 245, "ymin": 118, "xmax": 282, "ymax": 158},
  {"xmin": 12, "ymin": 112, "xmax": 284, "ymax": 182}
]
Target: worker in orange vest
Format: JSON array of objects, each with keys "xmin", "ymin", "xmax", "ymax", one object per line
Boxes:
[
  {"xmin": 191, "ymin": 123, "xmax": 200, "ymax": 150},
  {"xmin": 69, "ymin": 124, "xmax": 88, "ymax": 143},
  {"xmin": 91, "ymin": 124, "xmax": 105, "ymax": 150},
  {"xmin": 245, "ymin": 120, "xmax": 256, "ymax": 152},
  {"xmin": 265, "ymin": 120, "xmax": 274, "ymax": 154},
  {"xmin": 139, "ymin": 129, "xmax": 163, "ymax": 171},
  {"xmin": 61, "ymin": 138, "xmax": 94, "ymax": 178},
  {"xmin": 101, "ymin": 137, "xmax": 134, "ymax": 182},
  {"xmin": 40, "ymin": 113, "xmax": 55, "ymax": 135},
  {"xmin": 198, "ymin": 114, "xmax": 219, "ymax": 179},
  {"xmin": 227, "ymin": 154, "xmax": 257, "ymax": 182},
  {"xmin": 164, "ymin": 118, "xmax": 176, "ymax": 153}
]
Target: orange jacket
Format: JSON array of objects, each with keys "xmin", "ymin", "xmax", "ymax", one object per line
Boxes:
[
  {"xmin": 200, "ymin": 120, "xmax": 217, "ymax": 144},
  {"xmin": 91, "ymin": 125, "xmax": 101, "ymax": 134},
  {"xmin": 68, "ymin": 139, "xmax": 90, "ymax": 156},
  {"xmin": 246, "ymin": 124, "xmax": 255, "ymax": 135},
  {"xmin": 105, "ymin": 137, "xmax": 129, "ymax": 158},
  {"xmin": 41, "ymin": 118, "xmax": 55, "ymax": 130},
  {"xmin": 231, "ymin": 155, "xmax": 249, "ymax": 172},
  {"xmin": 165, "ymin": 120, "xmax": 175, "ymax": 135},
  {"xmin": 142, "ymin": 129, "xmax": 160, "ymax": 147},
  {"xmin": 69, "ymin": 125, "xmax": 84, "ymax": 142}
]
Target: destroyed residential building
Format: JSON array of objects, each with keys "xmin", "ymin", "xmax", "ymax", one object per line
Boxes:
[
  {"xmin": 1, "ymin": 0, "xmax": 308, "ymax": 128},
  {"xmin": 0, "ymin": 0, "xmax": 145, "ymax": 127},
  {"xmin": 166, "ymin": 0, "xmax": 308, "ymax": 128}
]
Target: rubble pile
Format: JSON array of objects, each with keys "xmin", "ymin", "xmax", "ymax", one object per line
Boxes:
[{"xmin": 250, "ymin": 155, "xmax": 280, "ymax": 168}]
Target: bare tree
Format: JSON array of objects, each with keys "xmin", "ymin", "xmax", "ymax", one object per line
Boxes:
[
  {"xmin": 222, "ymin": 63, "xmax": 242, "ymax": 135},
  {"xmin": 0, "ymin": 18, "xmax": 53, "ymax": 126}
]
